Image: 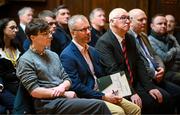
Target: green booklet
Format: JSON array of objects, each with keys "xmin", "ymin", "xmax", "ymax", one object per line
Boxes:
[
  {"xmin": 97, "ymin": 74, "xmax": 112, "ymax": 91},
  {"xmin": 97, "ymin": 71, "xmax": 131, "ymax": 97}
]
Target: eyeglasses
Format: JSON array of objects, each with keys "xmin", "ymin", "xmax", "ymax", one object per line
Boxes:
[
  {"xmin": 38, "ymin": 31, "xmax": 52, "ymax": 39},
  {"xmin": 113, "ymin": 15, "xmax": 130, "ymax": 21},
  {"xmin": 73, "ymin": 27, "xmax": 92, "ymax": 32},
  {"xmin": 7, "ymin": 26, "xmax": 18, "ymax": 31}
]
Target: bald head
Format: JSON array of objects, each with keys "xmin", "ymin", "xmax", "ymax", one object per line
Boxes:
[
  {"xmin": 129, "ymin": 9, "xmax": 146, "ymax": 19},
  {"xmin": 108, "ymin": 8, "xmax": 130, "ymax": 37},
  {"xmin": 129, "ymin": 8, "xmax": 147, "ymax": 33},
  {"xmin": 109, "ymin": 8, "xmax": 127, "ymax": 22}
]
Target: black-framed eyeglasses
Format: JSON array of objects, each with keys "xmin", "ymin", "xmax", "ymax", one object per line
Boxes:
[
  {"xmin": 8, "ymin": 26, "xmax": 18, "ymax": 31},
  {"xmin": 113, "ymin": 15, "xmax": 130, "ymax": 21},
  {"xmin": 38, "ymin": 31, "xmax": 52, "ymax": 39},
  {"xmin": 73, "ymin": 27, "xmax": 92, "ymax": 32}
]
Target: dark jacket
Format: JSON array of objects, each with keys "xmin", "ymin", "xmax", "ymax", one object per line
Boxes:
[{"xmin": 95, "ymin": 29, "xmax": 157, "ymax": 93}]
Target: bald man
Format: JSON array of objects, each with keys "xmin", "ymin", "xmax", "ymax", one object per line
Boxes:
[
  {"xmin": 95, "ymin": 8, "xmax": 169, "ymax": 114},
  {"xmin": 129, "ymin": 8, "xmax": 180, "ymax": 114}
]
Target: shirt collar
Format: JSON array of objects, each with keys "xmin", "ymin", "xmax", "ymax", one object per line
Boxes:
[
  {"xmin": 72, "ymin": 39, "xmax": 89, "ymax": 52},
  {"xmin": 130, "ymin": 29, "xmax": 138, "ymax": 38},
  {"xmin": 20, "ymin": 23, "xmax": 26, "ymax": 32},
  {"xmin": 112, "ymin": 31, "xmax": 123, "ymax": 43}
]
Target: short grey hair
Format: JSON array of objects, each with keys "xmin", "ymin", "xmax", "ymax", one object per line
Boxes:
[
  {"xmin": 109, "ymin": 8, "xmax": 127, "ymax": 22},
  {"xmin": 18, "ymin": 7, "xmax": 33, "ymax": 17},
  {"xmin": 38, "ymin": 10, "xmax": 56, "ymax": 19},
  {"xmin": 54, "ymin": 4, "xmax": 69, "ymax": 16},
  {"xmin": 68, "ymin": 15, "xmax": 87, "ymax": 31},
  {"xmin": 89, "ymin": 8, "xmax": 104, "ymax": 22}
]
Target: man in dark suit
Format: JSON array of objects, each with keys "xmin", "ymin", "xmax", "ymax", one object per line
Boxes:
[
  {"xmin": 60, "ymin": 14, "xmax": 141, "ymax": 115},
  {"xmin": 16, "ymin": 7, "xmax": 34, "ymax": 53},
  {"xmin": 88, "ymin": 8, "xmax": 106, "ymax": 47},
  {"xmin": 129, "ymin": 8, "xmax": 180, "ymax": 113},
  {"xmin": 95, "ymin": 8, "xmax": 172, "ymax": 114},
  {"xmin": 53, "ymin": 5, "xmax": 72, "ymax": 55}
]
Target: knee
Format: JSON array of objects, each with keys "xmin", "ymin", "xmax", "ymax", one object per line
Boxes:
[
  {"xmin": 104, "ymin": 101, "xmax": 126, "ymax": 115},
  {"xmin": 112, "ymin": 109, "xmax": 125, "ymax": 115},
  {"xmin": 130, "ymin": 105, "xmax": 141, "ymax": 115}
]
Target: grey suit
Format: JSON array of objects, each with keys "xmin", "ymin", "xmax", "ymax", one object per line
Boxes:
[
  {"xmin": 128, "ymin": 30, "xmax": 164, "ymax": 78},
  {"xmin": 129, "ymin": 30, "xmax": 180, "ymax": 113}
]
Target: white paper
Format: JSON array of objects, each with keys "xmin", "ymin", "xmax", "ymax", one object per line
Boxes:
[{"xmin": 102, "ymin": 72, "xmax": 132, "ymax": 97}]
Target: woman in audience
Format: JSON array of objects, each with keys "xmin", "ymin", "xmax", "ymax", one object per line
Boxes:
[{"xmin": 0, "ymin": 18, "xmax": 20, "ymax": 114}]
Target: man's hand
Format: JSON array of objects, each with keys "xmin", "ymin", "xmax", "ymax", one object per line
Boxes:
[
  {"xmin": 50, "ymin": 85, "xmax": 66, "ymax": 97},
  {"xmin": 64, "ymin": 91, "xmax": 77, "ymax": 99},
  {"xmin": 102, "ymin": 93, "xmax": 122, "ymax": 104},
  {"xmin": 130, "ymin": 93, "xmax": 142, "ymax": 108},
  {"xmin": 155, "ymin": 67, "xmax": 164, "ymax": 83},
  {"xmin": 149, "ymin": 89, "xmax": 163, "ymax": 103}
]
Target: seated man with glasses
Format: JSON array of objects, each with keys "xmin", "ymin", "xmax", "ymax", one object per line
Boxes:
[
  {"xmin": 23, "ymin": 10, "xmax": 57, "ymax": 52},
  {"xmin": 95, "ymin": 8, "xmax": 172, "ymax": 114},
  {"xmin": 16, "ymin": 18, "xmax": 111, "ymax": 114},
  {"xmin": 60, "ymin": 14, "xmax": 141, "ymax": 115}
]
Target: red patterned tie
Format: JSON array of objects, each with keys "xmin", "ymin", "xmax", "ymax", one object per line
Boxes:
[{"xmin": 121, "ymin": 39, "xmax": 133, "ymax": 85}]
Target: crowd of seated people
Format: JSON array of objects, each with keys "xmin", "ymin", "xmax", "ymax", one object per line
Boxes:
[{"xmin": 0, "ymin": 4, "xmax": 180, "ymax": 114}]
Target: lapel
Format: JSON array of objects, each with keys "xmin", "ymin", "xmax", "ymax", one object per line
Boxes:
[
  {"xmin": 71, "ymin": 42, "xmax": 92, "ymax": 74},
  {"xmin": 18, "ymin": 25, "xmax": 26, "ymax": 35},
  {"xmin": 58, "ymin": 25, "xmax": 72, "ymax": 40},
  {"xmin": 128, "ymin": 30, "xmax": 148, "ymax": 60},
  {"xmin": 88, "ymin": 47, "xmax": 99, "ymax": 75},
  {"xmin": 108, "ymin": 30, "xmax": 125, "ymax": 61},
  {"xmin": 140, "ymin": 32, "xmax": 154, "ymax": 57}
]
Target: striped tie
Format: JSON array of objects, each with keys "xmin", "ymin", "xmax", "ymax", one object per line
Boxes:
[{"xmin": 121, "ymin": 39, "xmax": 133, "ymax": 85}]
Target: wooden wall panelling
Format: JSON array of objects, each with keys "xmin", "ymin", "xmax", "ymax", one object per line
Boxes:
[
  {"xmin": 149, "ymin": 0, "xmax": 180, "ymax": 31},
  {"xmin": 60, "ymin": 0, "xmax": 148, "ymax": 20}
]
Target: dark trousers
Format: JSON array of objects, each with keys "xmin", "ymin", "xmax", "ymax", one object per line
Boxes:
[
  {"xmin": 0, "ymin": 89, "xmax": 15, "ymax": 113},
  {"xmin": 34, "ymin": 98, "xmax": 111, "ymax": 114},
  {"xmin": 155, "ymin": 80, "xmax": 180, "ymax": 113},
  {"xmin": 165, "ymin": 70, "xmax": 180, "ymax": 86},
  {"xmin": 125, "ymin": 86, "xmax": 173, "ymax": 114}
]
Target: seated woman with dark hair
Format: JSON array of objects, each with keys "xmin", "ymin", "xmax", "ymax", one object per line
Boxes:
[{"xmin": 0, "ymin": 18, "xmax": 21, "ymax": 114}]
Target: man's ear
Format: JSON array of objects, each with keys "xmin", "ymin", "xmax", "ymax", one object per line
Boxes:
[
  {"xmin": 110, "ymin": 19, "xmax": 113, "ymax": 23},
  {"xmin": 150, "ymin": 23, "xmax": 153, "ymax": 29},
  {"xmin": 109, "ymin": 19, "xmax": 114, "ymax": 26},
  {"xmin": 30, "ymin": 35, "xmax": 35, "ymax": 41}
]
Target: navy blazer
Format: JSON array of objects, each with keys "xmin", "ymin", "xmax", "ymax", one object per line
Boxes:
[
  {"xmin": 95, "ymin": 29, "xmax": 156, "ymax": 93},
  {"xmin": 60, "ymin": 42, "xmax": 105, "ymax": 99},
  {"xmin": 52, "ymin": 25, "xmax": 72, "ymax": 55},
  {"xmin": 15, "ymin": 25, "xmax": 28, "ymax": 53}
]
